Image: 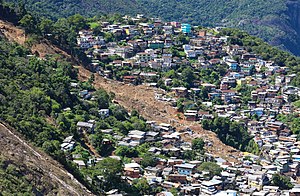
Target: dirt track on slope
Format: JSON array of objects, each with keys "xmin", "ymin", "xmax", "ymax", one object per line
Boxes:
[
  {"xmin": 78, "ymin": 67, "xmax": 240, "ymax": 162},
  {"xmin": 0, "ymin": 18, "xmax": 240, "ymax": 162}
]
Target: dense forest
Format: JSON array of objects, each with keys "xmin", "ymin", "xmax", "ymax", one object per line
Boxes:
[{"xmin": 5, "ymin": 0, "xmax": 300, "ymax": 55}]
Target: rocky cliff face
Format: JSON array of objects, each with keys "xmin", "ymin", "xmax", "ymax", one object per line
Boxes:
[
  {"xmin": 287, "ymin": 1, "xmax": 300, "ymax": 34},
  {"xmin": 286, "ymin": 0, "xmax": 300, "ymax": 55}
]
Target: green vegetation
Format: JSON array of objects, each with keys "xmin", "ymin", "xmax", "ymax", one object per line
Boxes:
[
  {"xmin": 202, "ymin": 117, "xmax": 253, "ymax": 152},
  {"xmin": 0, "ymin": 36, "xmax": 98, "ymax": 192},
  {"xmin": 272, "ymin": 173, "xmax": 294, "ymax": 190},
  {"xmin": 0, "ymin": 33, "xmax": 150, "ymax": 194},
  {"xmin": 5, "ymin": 0, "xmax": 300, "ymax": 55},
  {"xmin": 115, "ymin": 146, "xmax": 138, "ymax": 158},
  {"xmin": 88, "ymin": 22, "xmax": 100, "ymax": 29},
  {"xmin": 0, "ymin": 157, "xmax": 34, "ymax": 195},
  {"xmin": 88, "ymin": 158, "xmax": 123, "ymax": 191},
  {"xmin": 132, "ymin": 178, "xmax": 151, "ymax": 195},
  {"xmin": 192, "ymin": 138, "xmax": 205, "ymax": 152},
  {"xmin": 198, "ymin": 162, "xmax": 222, "ymax": 179}
]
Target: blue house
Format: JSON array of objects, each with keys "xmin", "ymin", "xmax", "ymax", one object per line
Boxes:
[
  {"xmin": 181, "ymin": 23, "xmax": 191, "ymax": 34},
  {"xmin": 226, "ymin": 59, "xmax": 239, "ymax": 71},
  {"xmin": 208, "ymin": 92, "xmax": 221, "ymax": 100},
  {"xmin": 292, "ymin": 155, "xmax": 300, "ymax": 162},
  {"xmin": 250, "ymin": 108, "xmax": 264, "ymax": 117},
  {"xmin": 174, "ymin": 163, "xmax": 196, "ymax": 176}
]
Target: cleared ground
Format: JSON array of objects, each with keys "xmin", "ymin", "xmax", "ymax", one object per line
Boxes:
[
  {"xmin": 78, "ymin": 67, "xmax": 240, "ymax": 161},
  {"xmin": 0, "ymin": 18, "xmax": 241, "ymax": 163}
]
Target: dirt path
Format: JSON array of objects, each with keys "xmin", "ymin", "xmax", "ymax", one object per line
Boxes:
[
  {"xmin": 78, "ymin": 67, "xmax": 240, "ymax": 162},
  {"xmin": 0, "ymin": 18, "xmax": 240, "ymax": 162},
  {"xmin": 82, "ymin": 131, "xmax": 101, "ymax": 157}
]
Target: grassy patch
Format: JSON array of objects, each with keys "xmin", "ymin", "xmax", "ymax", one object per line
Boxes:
[{"xmin": 89, "ymin": 22, "xmax": 100, "ymax": 29}]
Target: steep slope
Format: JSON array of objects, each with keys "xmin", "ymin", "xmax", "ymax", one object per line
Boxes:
[
  {"xmin": 286, "ymin": 0, "xmax": 300, "ymax": 55},
  {"xmin": 16, "ymin": 0, "xmax": 140, "ymax": 19},
  {"xmin": 0, "ymin": 17, "xmax": 240, "ymax": 161},
  {"xmin": 78, "ymin": 66, "xmax": 240, "ymax": 161},
  {"xmin": 7, "ymin": 0, "xmax": 300, "ymax": 55},
  {"xmin": 0, "ymin": 122, "xmax": 92, "ymax": 195},
  {"xmin": 0, "ymin": 18, "xmax": 97, "ymax": 194}
]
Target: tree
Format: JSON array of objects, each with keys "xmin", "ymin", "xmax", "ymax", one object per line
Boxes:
[
  {"xmin": 140, "ymin": 153, "xmax": 157, "ymax": 168},
  {"xmin": 199, "ymin": 86, "xmax": 209, "ymax": 100},
  {"xmin": 94, "ymin": 158, "xmax": 123, "ymax": 190},
  {"xmin": 201, "ymin": 119, "xmax": 212, "ymax": 130},
  {"xmin": 104, "ymin": 32, "xmax": 114, "ymax": 42},
  {"xmin": 115, "ymin": 146, "xmax": 138, "ymax": 158},
  {"xmin": 170, "ymin": 187, "xmax": 178, "ymax": 195},
  {"xmin": 288, "ymin": 94, "xmax": 299, "ymax": 103},
  {"xmin": 181, "ymin": 67, "xmax": 195, "ymax": 87},
  {"xmin": 131, "ymin": 109, "xmax": 139, "ymax": 117},
  {"xmin": 182, "ymin": 150, "xmax": 197, "ymax": 160},
  {"xmin": 176, "ymin": 98, "xmax": 184, "ymax": 112},
  {"xmin": 131, "ymin": 116, "xmax": 146, "ymax": 130},
  {"xmin": 16, "ymin": 0, "xmax": 26, "ymax": 18},
  {"xmin": 176, "ymin": 33, "xmax": 189, "ymax": 44},
  {"xmin": 68, "ymin": 14, "xmax": 88, "ymax": 31},
  {"xmin": 291, "ymin": 117, "xmax": 300, "ymax": 134},
  {"xmin": 19, "ymin": 14, "xmax": 36, "ymax": 33},
  {"xmin": 90, "ymin": 131, "xmax": 103, "ymax": 153},
  {"xmin": 192, "ymin": 138, "xmax": 205, "ymax": 152},
  {"xmin": 42, "ymin": 140, "xmax": 60, "ymax": 155},
  {"xmin": 198, "ymin": 162, "xmax": 222, "ymax": 178},
  {"xmin": 88, "ymin": 73, "xmax": 95, "ymax": 84},
  {"xmin": 245, "ymin": 139, "xmax": 260, "ymax": 155},
  {"xmin": 133, "ymin": 178, "xmax": 151, "ymax": 195},
  {"xmin": 201, "ymin": 117, "xmax": 252, "ymax": 151},
  {"xmin": 39, "ymin": 18, "xmax": 54, "ymax": 36},
  {"xmin": 110, "ymin": 105, "xmax": 128, "ymax": 121},
  {"xmin": 93, "ymin": 25, "xmax": 103, "ymax": 36},
  {"xmin": 95, "ymin": 89, "xmax": 110, "ymax": 109},
  {"xmin": 272, "ymin": 173, "xmax": 293, "ymax": 190}
]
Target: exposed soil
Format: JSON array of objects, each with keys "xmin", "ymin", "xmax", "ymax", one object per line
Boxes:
[
  {"xmin": 0, "ymin": 18, "xmax": 240, "ymax": 163},
  {"xmin": 78, "ymin": 67, "xmax": 240, "ymax": 162},
  {"xmin": 0, "ymin": 122, "xmax": 93, "ymax": 195},
  {"xmin": 0, "ymin": 20, "xmax": 25, "ymax": 44}
]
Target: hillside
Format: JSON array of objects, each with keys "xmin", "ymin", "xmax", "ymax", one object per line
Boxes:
[
  {"xmin": 1, "ymin": 0, "xmax": 300, "ymax": 194},
  {"xmin": 10, "ymin": 0, "xmax": 140, "ymax": 19},
  {"xmin": 0, "ymin": 17, "xmax": 99, "ymax": 194},
  {"xmin": 5, "ymin": 0, "xmax": 300, "ymax": 55},
  {"xmin": 0, "ymin": 1, "xmax": 245, "ymax": 158},
  {"xmin": 78, "ymin": 66, "xmax": 240, "ymax": 161},
  {"xmin": 0, "ymin": 122, "xmax": 92, "ymax": 195},
  {"xmin": 0, "ymin": 15, "xmax": 241, "ymax": 162}
]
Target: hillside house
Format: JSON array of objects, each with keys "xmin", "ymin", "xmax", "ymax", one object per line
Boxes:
[
  {"xmin": 247, "ymin": 171, "xmax": 269, "ymax": 191},
  {"xmin": 124, "ymin": 163, "xmax": 141, "ymax": 178},
  {"xmin": 171, "ymin": 87, "xmax": 188, "ymax": 98},
  {"xmin": 99, "ymin": 109, "xmax": 110, "ymax": 118},
  {"xmin": 184, "ymin": 110, "xmax": 198, "ymax": 121},
  {"xmin": 77, "ymin": 121, "xmax": 95, "ymax": 133},
  {"xmin": 200, "ymin": 179, "xmax": 223, "ymax": 195},
  {"xmin": 174, "ymin": 163, "xmax": 196, "ymax": 176}
]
